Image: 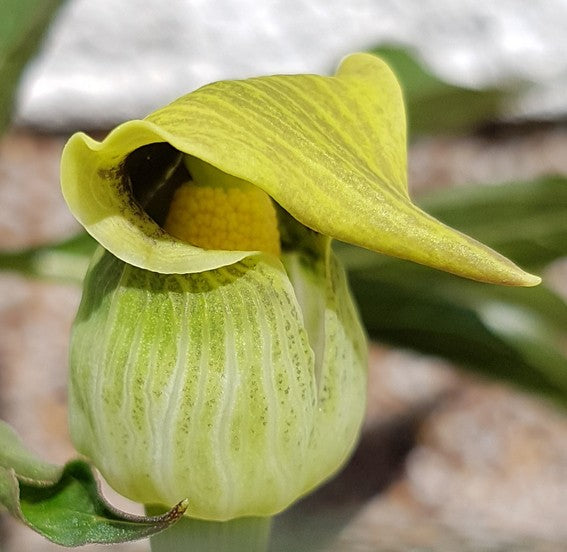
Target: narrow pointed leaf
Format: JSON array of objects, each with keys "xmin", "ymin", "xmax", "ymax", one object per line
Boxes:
[
  {"xmin": 418, "ymin": 176, "xmax": 567, "ymax": 271},
  {"xmin": 337, "ymin": 176, "xmax": 567, "ymax": 275},
  {"xmin": 348, "ymin": 268, "xmax": 567, "ymax": 407},
  {"xmin": 0, "ymin": 421, "xmax": 61, "ymax": 484},
  {"xmin": 0, "ymin": 231, "xmax": 96, "ymax": 283},
  {"xmin": 0, "ymin": 421, "xmax": 188, "ymax": 546},
  {"xmin": 0, "ymin": 0, "xmax": 65, "ymax": 134},
  {"xmin": 371, "ymin": 45, "xmax": 511, "ymax": 136},
  {"xmin": 338, "ymin": 176, "xmax": 567, "ymax": 405},
  {"xmin": 61, "ymin": 53, "xmax": 537, "ymax": 285}
]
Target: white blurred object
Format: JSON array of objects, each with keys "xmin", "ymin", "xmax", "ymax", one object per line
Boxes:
[{"xmin": 15, "ymin": 0, "xmax": 567, "ymax": 129}]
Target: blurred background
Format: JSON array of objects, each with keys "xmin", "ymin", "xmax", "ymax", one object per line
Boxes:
[{"xmin": 1, "ymin": 1, "xmax": 567, "ymax": 550}]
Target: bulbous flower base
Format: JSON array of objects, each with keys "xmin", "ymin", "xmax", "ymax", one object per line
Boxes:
[{"xmin": 69, "ymin": 247, "xmax": 367, "ymax": 520}]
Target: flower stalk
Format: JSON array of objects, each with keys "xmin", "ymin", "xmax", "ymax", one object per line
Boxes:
[{"xmin": 146, "ymin": 508, "xmax": 271, "ymax": 552}]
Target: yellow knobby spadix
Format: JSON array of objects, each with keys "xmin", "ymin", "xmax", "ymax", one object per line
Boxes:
[
  {"xmin": 61, "ymin": 53, "xmax": 539, "ymax": 522},
  {"xmin": 164, "ymin": 156, "xmax": 281, "ymax": 256}
]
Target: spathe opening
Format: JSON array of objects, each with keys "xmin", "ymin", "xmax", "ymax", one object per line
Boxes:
[{"xmin": 125, "ymin": 142, "xmax": 189, "ymax": 226}]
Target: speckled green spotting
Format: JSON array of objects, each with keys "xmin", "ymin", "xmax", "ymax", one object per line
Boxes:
[{"xmin": 69, "ymin": 246, "xmax": 366, "ymax": 520}]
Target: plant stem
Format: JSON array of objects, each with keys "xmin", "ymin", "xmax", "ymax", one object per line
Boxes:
[{"xmin": 146, "ymin": 508, "xmax": 272, "ymax": 552}]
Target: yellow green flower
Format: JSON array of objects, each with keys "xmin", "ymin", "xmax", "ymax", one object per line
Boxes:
[{"xmin": 61, "ymin": 53, "xmax": 538, "ymax": 522}]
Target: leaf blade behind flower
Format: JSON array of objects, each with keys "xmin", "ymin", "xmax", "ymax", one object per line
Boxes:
[
  {"xmin": 339, "ymin": 176, "xmax": 567, "ymax": 406},
  {"xmin": 0, "ymin": 420, "xmax": 188, "ymax": 546},
  {"xmin": 370, "ymin": 45, "xmax": 511, "ymax": 136},
  {"xmin": 0, "ymin": 0, "xmax": 65, "ymax": 134},
  {"xmin": 0, "ymin": 231, "xmax": 96, "ymax": 283}
]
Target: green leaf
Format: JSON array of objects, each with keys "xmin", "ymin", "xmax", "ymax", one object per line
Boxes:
[
  {"xmin": 338, "ymin": 175, "xmax": 567, "ymax": 276},
  {"xmin": 0, "ymin": 0, "xmax": 65, "ymax": 134},
  {"xmin": 0, "ymin": 231, "xmax": 96, "ymax": 283},
  {"xmin": 0, "ymin": 420, "xmax": 188, "ymax": 546},
  {"xmin": 371, "ymin": 45, "xmax": 512, "ymax": 135},
  {"xmin": 347, "ymin": 267, "xmax": 567, "ymax": 406},
  {"xmin": 61, "ymin": 53, "xmax": 537, "ymax": 285},
  {"xmin": 338, "ymin": 176, "xmax": 567, "ymax": 406},
  {"xmin": 419, "ymin": 175, "xmax": 567, "ymax": 271},
  {"xmin": 0, "ymin": 422, "xmax": 61, "ymax": 484}
]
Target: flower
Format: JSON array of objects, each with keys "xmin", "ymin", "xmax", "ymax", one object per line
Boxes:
[{"xmin": 61, "ymin": 53, "xmax": 539, "ymax": 521}]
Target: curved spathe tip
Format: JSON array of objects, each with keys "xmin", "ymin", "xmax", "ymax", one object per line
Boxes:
[{"xmin": 61, "ymin": 53, "xmax": 540, "ymax": 286}]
